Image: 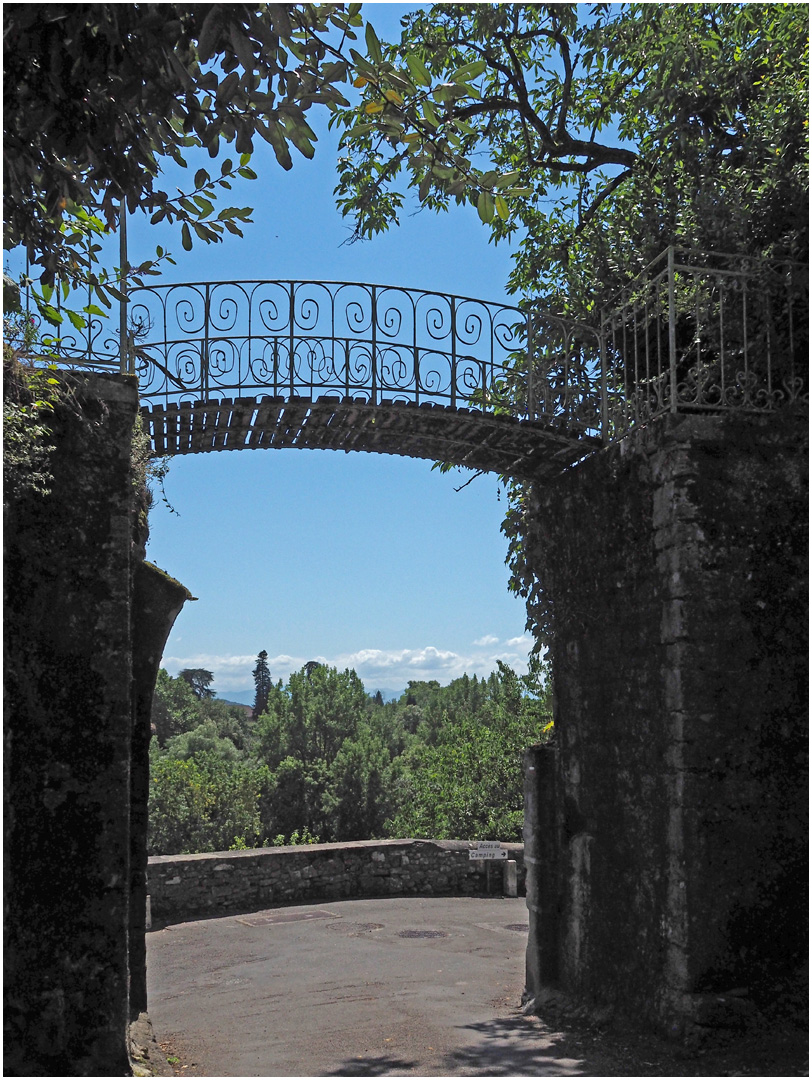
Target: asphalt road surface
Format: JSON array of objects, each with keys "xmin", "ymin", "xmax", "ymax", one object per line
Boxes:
[{"xmin": 146, "ymin": 895, "xmax": 585, "ymax": 1077}]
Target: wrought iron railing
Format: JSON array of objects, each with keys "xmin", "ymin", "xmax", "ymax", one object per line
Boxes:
[
  {"xmin": 11, "ymin": 248, "xmax": 807, "ymax": 447},
  {"xmin": 36, "ymin": 278, "xmax": 603, "ymax": 437},
  {"xmin": 601, "ymin": 248, "xmax": 808, "ymax": 439}
]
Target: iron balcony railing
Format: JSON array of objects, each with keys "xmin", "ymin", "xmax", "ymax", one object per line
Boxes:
[
  {"xmin": 601, "ymin": 248, "xmax": 808, "ymax": 439},
  {"xmin": 13, "ymin": 247, "xmax": 808, "ymax": 447}
]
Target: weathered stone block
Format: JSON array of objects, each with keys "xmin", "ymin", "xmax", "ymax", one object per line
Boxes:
[
  {"xmin": 4, "ymin": 373, "xmax": 166, "ymax": 1076},
  {"xmin": 148, "ymin": 839, "xmax": 525, "ymax": 921},
  {"xmin": 524, "ymin": 412, "xmax": 807, "ymax": 1033}
]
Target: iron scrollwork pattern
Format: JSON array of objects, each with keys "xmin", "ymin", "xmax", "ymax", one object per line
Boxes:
[
  {"xmin": 601, "ymin": 249, "xmax": 809, "ymax": 440},
  {"xmin": 22, "ymin": 249, "xmax": 807, "ymax": 448},
  {"xmin": 127, "ymin": 280, "xmax": 595, "ymax": 432},
  {"xmin": 125, "ymin": 279, "xmax": 606, "ymax": 438}
]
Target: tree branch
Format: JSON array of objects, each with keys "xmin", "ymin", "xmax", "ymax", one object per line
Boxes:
[
  {"xmin": 454, "ymin": 469, "xmax": 485, "ymax": 492},
  {"xmin": 574, "ymin": 167, "xmax": 634, "ymax": 235}
]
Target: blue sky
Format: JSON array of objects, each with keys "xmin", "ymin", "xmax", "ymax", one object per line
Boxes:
[{"xmin": 14, "ymin": 4, "xmax": 538, "ymax": 697}]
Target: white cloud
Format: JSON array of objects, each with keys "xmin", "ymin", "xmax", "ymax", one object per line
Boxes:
[
  {"xmin": 161, "ymin": 639, "xmax": 534, "ymax": 693},
  {"xmin": 505, "ymin": 635, "xmax": 533, "ymax": 648},
  {"xmin": 161, "ymin": 652, "xmax": 307, "ymax": 689}
]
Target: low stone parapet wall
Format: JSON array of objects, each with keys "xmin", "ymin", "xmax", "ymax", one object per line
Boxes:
[{"xmin": 148, "ymin": 839, "xmax": 525, "ymax": 923}]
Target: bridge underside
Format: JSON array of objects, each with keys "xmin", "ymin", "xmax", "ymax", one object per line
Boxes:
[{"xmin": 140, "ymin": 395, "xmax": 597, "ymax": 480}]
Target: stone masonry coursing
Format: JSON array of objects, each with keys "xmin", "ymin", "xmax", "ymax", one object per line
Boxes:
[
  {"xmin": 522, "ymin": 412, "xmax": 807, "ymax": 1037},
  {"xmin": 148, "ymin": 839, "xmax": 525, "ymax": 923},
  {"xmin": 4, "ymin": 373, "xmax": 191, "ymax": 1077},
  {"xmin": 5, "ymin": 374, "xmax": 137, "ymax": 1076}
]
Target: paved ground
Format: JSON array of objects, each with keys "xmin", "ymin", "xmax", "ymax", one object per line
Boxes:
[{"xmin": 146, "ymin": 895, "xmax": 586, "ymax": 1077}]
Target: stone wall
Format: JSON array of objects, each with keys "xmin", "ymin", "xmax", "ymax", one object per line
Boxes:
[
  {"xmin": 4, "ymin": 373, "xmax": 190, "ymax": 1076},
  {"xmin": 5, "ymin": 374, "xmax": 138, "ymax": 1075},
  {"xmin": 523, "ymin": 412, "xmax": 807, "ymax": 1036},
  {"xmin": 148, "ymin": 839, "xmax": 525, "ymax": 923},
  {"xmin": 130, "ymin": 562, "xmax": 193, "ymax": 1016}
]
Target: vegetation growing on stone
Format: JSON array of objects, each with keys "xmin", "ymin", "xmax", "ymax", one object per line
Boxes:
[{"xmin": 3, "ymin": 317, "xmax": 61, "ymax": 503}]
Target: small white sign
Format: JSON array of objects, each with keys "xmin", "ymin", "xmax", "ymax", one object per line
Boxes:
[{"xmin": 469, "ymin": 842, "xmax": 508, "ymax": 861}]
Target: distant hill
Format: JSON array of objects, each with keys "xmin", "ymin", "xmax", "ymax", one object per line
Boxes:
[
  {"xmin": 217, "ymin": 687, "xmax": 405, "ymax": 706},
  {"xmin": 218, "ymin": 690, "xmax": 254, "ymax": 706},
  {"xmin": 368, "ymin": 688, "xmax": 404, "ymax": 703},
  {"xmin": 219, "ymin": 697, "xmax": 253, "ymax": 715}
]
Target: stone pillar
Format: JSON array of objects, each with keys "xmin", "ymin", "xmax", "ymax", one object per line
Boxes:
[
  {"xmin": 503, "ymin": 860, "xmax": 518, "ymax": 897},
  {"xmin": 523, "ymin": 743, "xmax": 560, "ymax": 1001},
  {"xmin": 129, "ymin": 561, "xmax": 192, "ymax": 1017},
  {"xmin": 4, "ymin": 373, "xmax": 139, "ymax": 1075},
  {"xmin": 523, "ymin": 412, "xmax": 807, "ymax": 1033}
]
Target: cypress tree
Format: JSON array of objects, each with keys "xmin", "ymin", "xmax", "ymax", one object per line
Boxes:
[{"xmin": 252, "ymin": 650, "xmax": 271, "ymax": 721}]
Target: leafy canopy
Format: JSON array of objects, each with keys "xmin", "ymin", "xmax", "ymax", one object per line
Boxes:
[
  {"xmin": 333, "ymin": 3, "xmax": 808, "ymax": 312},
  {"xmin": 4, "ymin": 3, "xmax": 363, "ymax": 318},
  {"xmin": 148, "ymin": 661, "xmax": 552, "ymax": 852},
  {"xmin": 178, "ymin": 667, "xmax": 216, "ymax": 700},
  {"xmin": 328, "ymin": 2, "xmax": 809, "ymax": 652}
]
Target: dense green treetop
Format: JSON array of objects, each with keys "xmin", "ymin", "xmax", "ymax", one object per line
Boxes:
[
  {"xmin": 148, "ymin": 661, "xmax": 552, "ymax": 853},
  {"xmin": 252, "ymin": 649, "xmax": 272, "ymax": 721},
  {"xmin": 4, "ymin": 2, "xmax": 362, "ymax": 289},
  {"xmin": 8, "ymin": 3, "xmax": 804, "ymax": 329},
  {"xmin": 178, "ymin": 666, "xmax": 216, "ymax": 699},
  {"xmin": 333, "ymin": 3, "xmax": 808, "ymax": 311},
  {"xmin": 255, "ymin": 664, "xmax": 370, "ymax": 768}
]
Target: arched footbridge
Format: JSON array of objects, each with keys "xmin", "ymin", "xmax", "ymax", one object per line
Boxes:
[
  {"xmin": 126, "ymin": 279, "xmax": 606, "ymax": 482},
  {"xmin": 43, "ymin": 250, "xmax": 807, "ymax": 481}
]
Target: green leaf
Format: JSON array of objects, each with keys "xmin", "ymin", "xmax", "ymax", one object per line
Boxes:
[
  {"xmin": 39, "ymin": 303, "xmax": 63, "ymax": 326},
  {"xmin": 216, "ymin": 71, "xmax": 240, "ymax": 105},
  {"xmin": 433, "ymin": 82, "xmax": 470, "ymax": 103},
  {"xmin": 422, "ymin": 99, "xmax": 439, "ymax": 127},
  {"xmin": 495, "ymin": 171, "xmax": 521, "ymax": 189},
  {"xmin": 494, "ymin": 194, "xmax": 509, "ymax": 220},
  {"xmin": 349, "ymin": 48, "xmax": 377, "ymax": 77},
  {"xmin": 365, "ymin": 22, "xmax": 382, "ymax": 66},
  {"xmin": 181, "ymin": 222, "xmax": 193, "ymax": 251},
  {"xmin": 477, "ymin": 190, "xmax": 494, "ymax": 223},
  {"xmin": 194, "ymin": 168, "xmax": 209, "ymax": 189},
  {"xmin": 451, "ymin": 60, "xmax": 487, "ymax": 83},
  {"xmin": 67, "ymin": 309, "xmax": 87, "ymax": 330},
  {"xmin": 406, "ymin": 54, "xmax": 432, "ymax": 88}
]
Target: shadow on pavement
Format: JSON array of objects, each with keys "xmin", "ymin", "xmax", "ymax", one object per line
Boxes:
[
  {"xmin": 325, "ymin": 1054, "xmax": 419, "ymax": 1076},
  {"xmin": 443, "ymin": 1015, "xmax": 586, "ymax": 1076}
]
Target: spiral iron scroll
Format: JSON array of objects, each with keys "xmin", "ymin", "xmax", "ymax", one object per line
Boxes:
[
  {"xmin": 124, "ymin": 280, "xmax": 600, "ymax": 433},
  {"xmin": 20, "ymin": 253, "xmax": 808, "ymax": 447},
  {"xmin": 602, "ymin": 254, "xmax": 809, "ymax": 438}
]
